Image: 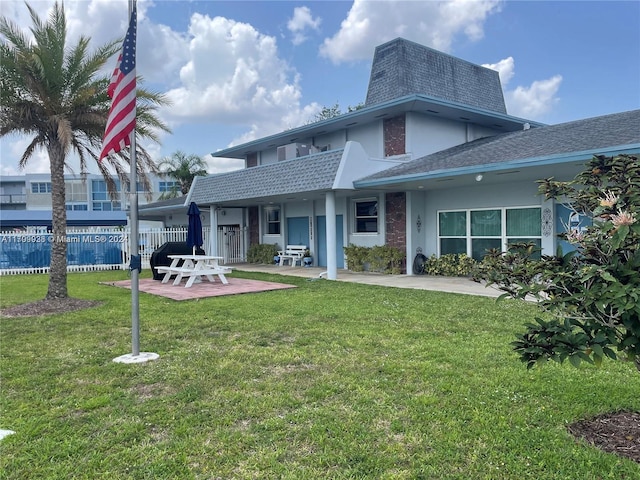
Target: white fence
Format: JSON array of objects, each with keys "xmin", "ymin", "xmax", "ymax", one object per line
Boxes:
[{"xmin": 0, "ymin": 226, "xmax": 246, "ymax": 276}]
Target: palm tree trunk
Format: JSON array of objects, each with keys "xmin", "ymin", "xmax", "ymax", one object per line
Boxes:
[{"xmin": 46, "ymin": 141, "xmax": 68, "ymax": 299}]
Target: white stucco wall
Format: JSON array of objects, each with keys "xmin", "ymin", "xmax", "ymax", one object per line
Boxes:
[
  {"xmin": 406, "ymin": 190, "xmax": 427, "ymax": 269},
  {"xmin": 347, "ymin": 122, "xmax": 382, "ymax": 157},
  {"xmin": 405, "ymin": 113, "xmax": 504, "ymax": 160}
]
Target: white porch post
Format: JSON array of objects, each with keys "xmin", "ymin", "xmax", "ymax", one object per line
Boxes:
[
  {"xmin": 209, "ymin": 208, "xmax": 219, "ymax": 255},
  {"xmin": 325, "ymin": 191, "xmax": 337, "ymax": 280}
]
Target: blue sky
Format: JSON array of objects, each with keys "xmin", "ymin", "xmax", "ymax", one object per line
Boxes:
[{"xmin": 1, "ymin": 0, "xmax": 639, "ymax": 176}]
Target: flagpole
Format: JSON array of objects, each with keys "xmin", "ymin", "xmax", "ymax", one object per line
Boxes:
[
  {"xmin": 130, "ymin": 129, "xmax": 140, "ymax": 356},
  {"xmin": 113, "ymin": 0, "xmax": 158, "ymax": 364}
]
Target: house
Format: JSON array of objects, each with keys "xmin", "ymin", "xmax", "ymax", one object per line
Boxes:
[{"xmin": 138, "ymin": 37, "xmax": 640, "ymax": 279}]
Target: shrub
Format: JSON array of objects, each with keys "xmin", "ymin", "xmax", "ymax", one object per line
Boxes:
[
  {"xmin": 343, "ymin": 244, "xmax": 369, "ymax": 272},
  {"xmin": 343, "ymin": 244, "xmax": 405, "ymax": 274},
  {"xmin": 247, "ymin": 243, "xmax": 279, "ymax": 264},
  {"xmin": 473, "ymin": 154, "xmax": 640, "ymax": 372},
  {"xmin": 424, "ymin": 253, "xmax": 476, "ymax": 276}
]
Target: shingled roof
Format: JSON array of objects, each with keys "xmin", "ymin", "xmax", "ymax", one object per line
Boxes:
[
  {"xmin": 356, "ymin": 109, "xmax": 640, "ymax": 184},
  {"xmin": 365, "ymin": 38, "xmax": 507, "ymax": 114},
  {"xmin": 189, "ymin": 149, "xmax": 345, "ymax": 204}
]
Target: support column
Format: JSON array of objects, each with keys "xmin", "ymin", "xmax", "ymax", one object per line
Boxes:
[
  {"xmin": 209, "ymin": 208, "xmax": 219, "ymax": 256},
  {"xmin": 325, "ymin": 191, "xmax": 337, "ymax": 280}
]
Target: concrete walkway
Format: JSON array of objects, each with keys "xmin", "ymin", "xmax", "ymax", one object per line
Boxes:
[{"xmin": 234, "ymin": 263, "xmax": 502, "ymax": 298}]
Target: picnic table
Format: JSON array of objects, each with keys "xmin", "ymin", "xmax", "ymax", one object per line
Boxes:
[
  {"xmin": 155, "ymin": 254, "xmax": 232, "ymax": 288},
  {"xmin": 277, "ymin": 245, "xmax": 307, "ymax": 267}
]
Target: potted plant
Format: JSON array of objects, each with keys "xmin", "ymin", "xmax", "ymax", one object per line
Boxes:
[{"xmin": 302, "ymin": 249, "xmax": 313, "ymax": 267}]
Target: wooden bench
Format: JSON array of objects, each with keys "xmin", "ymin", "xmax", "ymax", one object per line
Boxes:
[{"xmin": 277, "ymin": 245, "xmax": 307, "ymax": 267}]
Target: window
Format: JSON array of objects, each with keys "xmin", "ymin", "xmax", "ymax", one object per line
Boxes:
[
  {"xmin": 93, "ymin": 201, "xmax": 122, "ymax": 211},
  {"xmin": 355, "ymin": 199, "xmax": 378, "ymax": 233},
  {"xmin": 124, "ymin": 181, "xmax": 145, "ymax": 193},
  {"xmin": 31, "ymin": 182, "xmax": 52, "ymax": 193},
  {"xmin": 66, "ymin": 204, "xmax": 88, "ymax": 211},
  {"xmin": 92, "ymin": 180, "xmax": 121, "ymax": 201},
  {"xmin": 438, "ymin": 207, "xmax": 541, "ymax": 260},
  {"xmin": 265, "ymin": 208, "xmax": 280, "ymax": 235},
  {"xmin": 65, "ymin": 181, "xmax": 87, "ymax": 202},
  {"xmin": 159, "ymin": 181, "xmax": 179, "ymax": 192},
  {"xmin": 439, "ymin": 211, "xmax": 466, "ymax": 255}
]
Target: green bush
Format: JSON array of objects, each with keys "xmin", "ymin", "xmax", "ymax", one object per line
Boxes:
[
  {"xmin": 343, "ymin": 244, "xmax": 369, "ymax": 272},
  {"xmin": 423, "ymin": 253, "xmax": 477, "ymax": 276},
  {"xmin": 343, "ymin": 244, "xmax": 405, "ymax": 274},
  {"xmin": 247, "ymin": 243, "xmax": 279, "ymax": 264},
  {"xmin": 473, "ymin": 154, "xmax": 640, "ymax": 371}
]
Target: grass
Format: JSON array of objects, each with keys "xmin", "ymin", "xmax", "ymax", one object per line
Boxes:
[{"xmin": 1, "ymin": 269, "xmax": 639, "ymax": 479}]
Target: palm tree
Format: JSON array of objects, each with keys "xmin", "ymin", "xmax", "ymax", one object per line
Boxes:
[
  {"xmin": 0, "ymin": 2, "xmax": 170, "ymax": 299},
  {"xmin": 158, "ymin": 151, "xmax": 208, "ymax": 198}
]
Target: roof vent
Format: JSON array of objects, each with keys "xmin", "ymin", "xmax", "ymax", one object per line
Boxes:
[{"xmin": 523, "ymin": 123, "xmax": 530, "ymax": 130}]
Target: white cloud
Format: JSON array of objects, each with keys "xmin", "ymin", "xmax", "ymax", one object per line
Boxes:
[
  {"xmin": 482, "ymin": 57, "xmax": 515, "ymax": 87},
  {"xmin": 161, "ymin": 13, "xmax": 320, "ymax": 143},
  {"xmin": 505, "ymin": 75, "xmax": 563, "ymax": 119},
  {"xmin": 483, "ymin": 57, "xmax": 562, "ymax": 119},
  {"xmin": 202, "ymin": 155, "xmax": 245, "ymax": 174},
  {"xmin": 287, "ymin": 6, "xmax": 321, "ymax": 46},
  {"xmin": 320, "ymin": 0, "xmax": 502, "ymax": 64}
]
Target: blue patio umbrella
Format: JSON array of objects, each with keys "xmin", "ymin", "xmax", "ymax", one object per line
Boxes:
[{"xmin": 187, "ymin": 202, "xmax": 203, "ymax": 254}]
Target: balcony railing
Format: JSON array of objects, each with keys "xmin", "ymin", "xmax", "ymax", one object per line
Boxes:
[{"xmin": 0, "ymin": 194, "xmax": 27, "ymax": 204}]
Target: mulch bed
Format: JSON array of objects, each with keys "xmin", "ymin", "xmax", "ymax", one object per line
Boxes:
[
  {"xmin": 0, "ymin": 298, "xmax": 101, "ymax": 318},
  {"xmin": 568, "ymin": 411, "xmax": 640, "ymax": 463}
]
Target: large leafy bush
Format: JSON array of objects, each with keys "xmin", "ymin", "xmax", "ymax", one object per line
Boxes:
[{"xmin": 474, "ymin": 154, "xmax": 640, "ymax": 371}]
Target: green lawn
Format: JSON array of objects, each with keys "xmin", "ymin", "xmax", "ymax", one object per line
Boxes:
[{"xmin": 1, "ymin": 270, "xmax": 639, "ymax": 479}]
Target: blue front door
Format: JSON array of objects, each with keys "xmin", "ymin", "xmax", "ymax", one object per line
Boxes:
[{"xmin": 317, "ymin": 215, "xmax": 344, "ymax": 268}]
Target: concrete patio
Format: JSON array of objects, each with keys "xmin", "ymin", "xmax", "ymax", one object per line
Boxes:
[{"xmin": 233, "ymin": 263, "xmax": 502, "ymax": 298}]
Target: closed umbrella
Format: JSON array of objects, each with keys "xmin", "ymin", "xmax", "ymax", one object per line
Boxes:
[{"xmin": 186, "ymin": 202, "xmax": 203, "ymax": 255}]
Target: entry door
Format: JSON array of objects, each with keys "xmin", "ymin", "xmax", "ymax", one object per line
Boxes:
[
  {"xmin": 316, "ymin": 215, "xmax": 344, "ymax": 268},
  {"xmin": 287, "ymin": 217, "xmax": 310, "ymax": 247}
]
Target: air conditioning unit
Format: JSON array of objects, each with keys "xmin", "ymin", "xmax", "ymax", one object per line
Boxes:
[{"xmin": 277, "ymin": 143, "xmax": 315, "ymax": 161}]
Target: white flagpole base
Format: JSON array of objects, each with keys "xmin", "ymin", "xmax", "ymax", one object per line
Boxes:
[
  {"xmin": 113, "ymin": 352, "xmax": 159, "ymax": 364},
  {"xmin": 0, "ymin": 429, "xmax": 15, "ymax": 441}
]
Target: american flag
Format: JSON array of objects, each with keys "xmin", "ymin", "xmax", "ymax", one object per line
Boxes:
[{"xmin": 100, "ymin": 6, "xmax": 137, "ymax": 161}]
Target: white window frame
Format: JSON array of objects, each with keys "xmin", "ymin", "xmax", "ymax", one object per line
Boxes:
[
  {"xmin": 159, "ymin": 181, "xmax": 179, "ymax": 193},
  {"xmin": 353, "ymin": 198, "xmax": 379, "ymax": 234},
  {"xmin": 31, "ymin": 182, "xmax": 52, "ymax": 193},
  {"xmin": 437, "ymin": 206, "xmax": 542, "ymax": 260},
  {"xmin": 264, "ymin": 207, "xmax": 281, "ymax": 235}
]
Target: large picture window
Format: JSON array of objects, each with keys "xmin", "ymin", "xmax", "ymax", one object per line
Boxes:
[
  {"xmin": 355, "ymin": 199, "xmax": 378, "ymax": 233},
  {"xmin": 438, "ymin": 207, "xmax": 541, "ymax": 260},
  {"xmin": 265, "ymin": 208, "xmax": 280, "ymax": 235}
]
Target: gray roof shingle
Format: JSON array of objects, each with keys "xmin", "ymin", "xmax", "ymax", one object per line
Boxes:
[
  {"xmin": 190, "ymin": 149, "xmax": 345, "ymax": 204},
  {"xmin": 365, "ymin": 38, "xmax": 507, "ymax": 114},
  {"xmin": 357, "ymin": 110, "xmax": 640, "ymax": 183}
]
